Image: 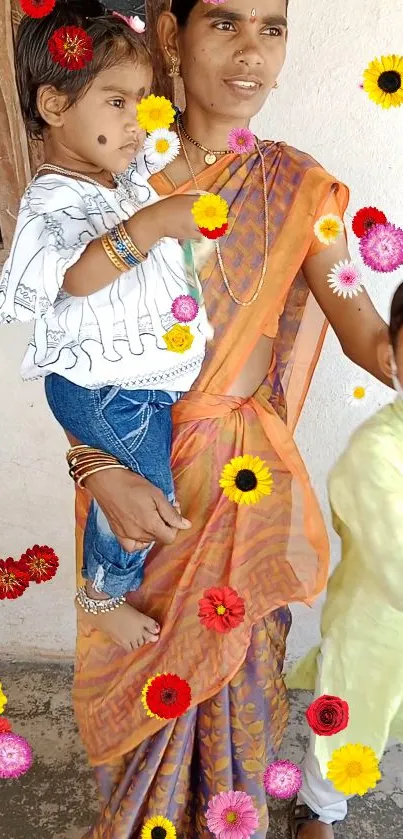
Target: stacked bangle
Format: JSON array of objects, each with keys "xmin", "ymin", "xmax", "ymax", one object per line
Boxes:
[
  {"xmin": 67, "ymin": 444, "xmax": 128, "ymax": 488},
  {"xmin": 101, "ymin": 222, "xmax": 147, "ymax": 272}
]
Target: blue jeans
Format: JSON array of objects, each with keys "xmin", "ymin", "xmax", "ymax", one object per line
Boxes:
[{"xmin": 45, "ymin": 374, "xmax": 179, "ymax": 596}]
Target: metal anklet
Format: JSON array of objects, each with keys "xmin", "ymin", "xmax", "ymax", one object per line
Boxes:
[{"xmin": 75, "ymin": 585, "xmax": 126, "ymax": 615}]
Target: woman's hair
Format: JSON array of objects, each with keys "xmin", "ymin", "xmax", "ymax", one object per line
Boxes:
[
  {"xmin": 171, "ymin": 0, "xmax": 289, "ymax": 27},
  {"xmin": 15, "ymin": 0, "xmax": 150, "ymax": 139},
  {"xmin": 389, "ymin": 281, "xmax": 403, "ymax": 350}
]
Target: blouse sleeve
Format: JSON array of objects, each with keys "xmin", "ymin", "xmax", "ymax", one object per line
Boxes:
[
  {"xmin": 0, "ymin": 179, "xmax": 97, "ymax": 324},
  {"xmin": 329, "ymin": 420, "xmax": 403, "ymax": 611}
]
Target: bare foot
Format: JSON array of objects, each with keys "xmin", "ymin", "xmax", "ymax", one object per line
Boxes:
[
  {"xmin": 298, "ymin": 823, "xmax": 334, "ymax": 839},
  {"xmin": 79, "ymin": 582, "xmax": 160, "ymax": 651}
]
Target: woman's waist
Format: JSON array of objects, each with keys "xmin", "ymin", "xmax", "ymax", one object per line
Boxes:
[{"xmin": 172, "ymin": 384, "xmax": 276, "ymax": 424}]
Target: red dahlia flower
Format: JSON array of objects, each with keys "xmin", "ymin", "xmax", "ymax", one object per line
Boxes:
[
  {"xmin": 198, "ymin": 223, "xmax": 228, "ymax": 240},
  {"xmin": 198, "ymin": 586, "xmax": 246, "ymax": 633},
  {"xmin": 19, "ymin": 545, "xmax": 59, "ymax": 584},
  {"xmin": 0, "ymin": 558, "xmax": 30, "ymax": 600},
  {"xmin": 306, "ymin": 694, "xmax": 349, "ymax": 737},
  {"xmin": 48, "ymin": 26, "xmax": 93, "ymax": 71},
  {"xmin": 352, "ymin": 207, "xmax": 387, "ymax": 238},
  {"xmin": 20, "ymin": 0, "xmax": 56, "ymax": 17}
]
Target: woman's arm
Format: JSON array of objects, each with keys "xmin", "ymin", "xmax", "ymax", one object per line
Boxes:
[
  {"xmin": 302, "ymin": 236, "xmax": 390, "ymax": 386},
  {"xmin": 65, "ymin": 433, "xmax": 191, "ymax": 550}
]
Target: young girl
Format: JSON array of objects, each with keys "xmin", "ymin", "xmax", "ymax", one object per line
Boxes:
[
  {"xmin": 0, "ymin": 0, "xmax": 211, "ymax": 651},
  {"xmin": 288, "ymin": 281, "xmax": 403, "ymax": 838}
]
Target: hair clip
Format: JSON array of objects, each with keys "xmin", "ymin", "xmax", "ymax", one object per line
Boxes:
[{"xmin": 112, "ymin": 12, "xmax": 146, "ymax": 33}]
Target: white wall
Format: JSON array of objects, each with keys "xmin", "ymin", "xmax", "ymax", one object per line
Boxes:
[{"xmin": 1, "ymin": 0, "xmax": 403, "ymax": 658}]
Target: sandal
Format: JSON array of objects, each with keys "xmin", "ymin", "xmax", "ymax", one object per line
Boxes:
[{"xmin": 290, "ymin": 803, "xmax": 319, "ymax": 838}]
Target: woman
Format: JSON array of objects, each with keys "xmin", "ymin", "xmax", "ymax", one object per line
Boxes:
[{"xmin": 72, "ymin": 1, "xmax": 389, "ymax": 836}]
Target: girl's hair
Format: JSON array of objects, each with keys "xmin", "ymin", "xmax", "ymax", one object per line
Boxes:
[
  {"xmin": 171, "ymin": 0, "xmax": 289, "ymax": 27},
  {"xmin": 390, "ymin": 281, "xmax": 403, "ymax": 350},
  {"xmin": 15, "ymin": 0, "xmax": 150, "ymax": 139}
]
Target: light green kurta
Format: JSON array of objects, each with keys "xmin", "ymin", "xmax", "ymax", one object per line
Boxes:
[{"xmin": 287, "ymin": 398, "xmax": 403, "ymax": 775}]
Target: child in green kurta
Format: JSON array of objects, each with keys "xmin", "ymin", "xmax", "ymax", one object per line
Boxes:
[{"xmin": 288, "ymin": 281, "xmax": 403, "ymax": 838}]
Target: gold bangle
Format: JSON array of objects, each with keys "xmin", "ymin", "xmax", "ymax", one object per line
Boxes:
[
  {"xmin": 77, "ymin": 463, "xmax": 129, "ymax": 489},
  {"xmin": 101, "ymin": 234, "xmax": 128, "ymax": 273},
  {"xmin": 69, "ymin": 460, "xmax": 119, "ymax": 480},
  {"xmin": 66, "ymin": 445, "xmax": 118, "ymax": 464},
  {"xmin": 118, "ymin": 223, "xmax": 147, "ymax": 262}
]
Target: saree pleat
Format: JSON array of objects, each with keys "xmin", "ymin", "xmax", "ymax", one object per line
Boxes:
[{"xmin": 73, "ymin": 142, "xmax": 349, "ymax": 837}]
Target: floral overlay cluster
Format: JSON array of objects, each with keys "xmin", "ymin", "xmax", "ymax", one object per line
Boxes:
[
  {"xmin": 0, "ymin": 545, "xmax": 59, "ymax": 600},
  {"xmin": 0, "ymin": 681, "xmax": 33, "ymax": 779},
  {"xmin": 305, "ymin": 695, "xmax": 381, "ymax": 797}
]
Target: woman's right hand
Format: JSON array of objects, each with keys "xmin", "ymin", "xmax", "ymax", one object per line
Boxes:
[
  {"xmin": 84, "ymin": 468, "xmax": 192, "ymax": 552},
  {"xmin": 128, "ymin": 193, "xmax": 205, "ymax": 253}
]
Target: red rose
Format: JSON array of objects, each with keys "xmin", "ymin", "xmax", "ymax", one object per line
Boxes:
[
  {"xmin": 0, "ymin": 558, "xmax": 30, "ymax": 600},
  {"xmin": 306, "ymin": 695, "xmax": 349, "ymax": 737}
]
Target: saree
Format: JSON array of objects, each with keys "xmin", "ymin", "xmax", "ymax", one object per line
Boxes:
[{"xmin": 74, "ymin": 142, "xmax": 349, "ymax": 837}]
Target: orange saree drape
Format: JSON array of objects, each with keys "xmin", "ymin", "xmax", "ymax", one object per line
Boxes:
[{"xmin": 74, "ymin": 142, "xmax": 349, "ymax": 837}]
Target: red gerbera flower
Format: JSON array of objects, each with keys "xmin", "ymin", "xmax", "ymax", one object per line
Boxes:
[
  {"xmin": 352, "ymin": 207, "xmax": 387, "ymax": 238},
  {"xmin": 198, "ymin": 222, "xmax": 228, "ymax": 240},
  {"xmin": 19, "ymin": 545, "xmax": 59, "ymax": 584},
  {"xmin": 20, "ymin": 0, "xmax": 56, "ymax": 18},
  {"xmin": 0, "ymin": 559, "xmax": 30, "ymax": 600},
  {"xmin": 48, "ymin": 26, "xmax": 93, "ymax": 71},
  {"xmin": 198, "ymin": 586, "xmax": 246, "ymax": 633},
  {"xmin": 141, "ymin": 673, "xmax": 191, "ymax": 720},
  {"xmin": 0, "ymin": 719, "xmax": 12, "ymax": 735}
]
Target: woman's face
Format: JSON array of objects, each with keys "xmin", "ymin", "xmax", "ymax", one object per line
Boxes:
[{"xmin": 161, "ymin": 0, "xmax": 287, "ymax": 122}]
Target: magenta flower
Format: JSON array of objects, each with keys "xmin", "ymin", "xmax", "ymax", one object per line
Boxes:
[
  {"xmin": 0, "ymin": 732, "xmax": 33, "ymax": 778},
  {"xmin": 206, "ymin": 790, "xmax": 259, "ymax": 838},
  {"xmin": 171, "ymin": 294, "xmax": 199, "ymax": 323},
  {"xmin": 359, "ymin": 222, "xmax": 403, "ymax": 273},
  {"xmin": 227, "ymin": 128, "xmax": 256, "ymax": 155},
  {"xmin": 203, "ymin": 0, "xmax": 227, "ymax": 4},
  {"xmin": 263, "ymin": 759, "xmax": 303, "ymax": 800}
]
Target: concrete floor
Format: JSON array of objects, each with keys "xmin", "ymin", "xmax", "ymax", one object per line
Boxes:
[{"xmin": 0, "ymin": 661, "xmax": 402, "ymax": 839}]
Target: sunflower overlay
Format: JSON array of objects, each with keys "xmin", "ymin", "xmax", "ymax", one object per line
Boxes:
[{"xmin": 219, "ymin": 454, "xmax": 273, "ymax": 505}]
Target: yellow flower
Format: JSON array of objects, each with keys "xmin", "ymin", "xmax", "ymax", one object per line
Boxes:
[
  {"xmin": 219, "ymin": 454, "xmax": 273, "ymax": 506},
  {"xmin": 136, "ymin": 95, "xmax": 176, "ymax": 132},
  {"xmin": 0, "ymin": 682, "xmax": 7, "ymax": 714},
  {"xmin": 327, "ymin": 743, "xmax": 381, "ymax": 796},
  {"xmin": 314, "ymin": 214, "xmax": 344, "ymax": 245},
  {"xmin": 191, "ymin": 193, "xmax": 229, "ymax": 231},
  {"xmin": 141, "ymin": 815, "xmax": 177, "ymax": 839},
  {"xmin": 363, "ymin": 55, "xmax": 403, "ymax": 109},
  {"xmin": 163, "ymin": 324, "xmax": 194, "ymax": 354}
]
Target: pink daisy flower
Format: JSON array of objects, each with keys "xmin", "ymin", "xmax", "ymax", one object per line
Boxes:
[
  {"xmin": 227, "ymin": 128, "xmax": 256, "ymax": 155},
  {"xmin": 359, "ymin": 222, "xmax": 403, "ymax": 273},
  {"xmin": 0, "ymin": 732, "xmax": 33, "ymax": 779},
  {"xmin": 203, "ymin": 0, "xmax": 227, "ymax": 4},
  {"xmin": 263, "ymin": 759, "xmax": 303, "ymax": 800},
  {"xmin": 171, "ymin": 294, "xmax": 199, "ymax": 323},
  {"xmin": 206, "ymin": 790, "xmax": 259, "ymax": 838},
  {"xmin": 327, "ymin": 259, "xmax": 363, "ymax": 298}
]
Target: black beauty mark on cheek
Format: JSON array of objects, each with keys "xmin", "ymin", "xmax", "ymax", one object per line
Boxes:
[{"xmin": 97, "ymin": 135, "xmax": 107, "ymax": 145}]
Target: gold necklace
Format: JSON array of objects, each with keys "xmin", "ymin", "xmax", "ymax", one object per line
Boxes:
[
  {"xmin": 35, "ymin": 163, "xmax": 116, "ymax": 190},
  {"xmin": 177, "ymin": 122, "xmax": 270, "ymax": 308},
  {"xmin": 177, "ymin": 115, "xmax": 229, "ymax": 166}
]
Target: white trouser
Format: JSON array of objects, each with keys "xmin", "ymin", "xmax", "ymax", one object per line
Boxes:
[
  {"xmin": 297, "ymin": 651, "xmax": 350, "ymax": 824},
  {"xmin": 297, "ymin": 739, "xmax": 349, "ymax": 824}
]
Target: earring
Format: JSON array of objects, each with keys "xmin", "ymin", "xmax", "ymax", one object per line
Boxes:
[
  {"xmin": 165, "ymin": 48, "xmax": 181, "ymax": 78},
  {"xmin": 273, "ymin": 81, "xmax": 279, "ymax": 89}
]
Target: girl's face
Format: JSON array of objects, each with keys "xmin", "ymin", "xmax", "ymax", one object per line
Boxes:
[{"xmin": 161, "ymin": 0, "xmax": 287, "ymax": 123}]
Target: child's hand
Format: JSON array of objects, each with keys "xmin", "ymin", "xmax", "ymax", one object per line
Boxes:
[{"xmin": 154, "ymin": 193, "xmax": 206, "ymax": 242}]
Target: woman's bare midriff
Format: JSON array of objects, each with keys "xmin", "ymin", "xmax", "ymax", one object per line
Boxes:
[{"xmin": 225, "ymin": 334, "xmax": 274, "ymax": 398}]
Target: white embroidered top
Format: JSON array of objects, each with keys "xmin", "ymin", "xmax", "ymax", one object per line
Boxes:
[{"xmin": 0, "ymin": 163, "xmax": 206, "ymax": 390}]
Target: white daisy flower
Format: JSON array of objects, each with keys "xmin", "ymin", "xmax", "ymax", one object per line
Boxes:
[
  {"xmin": 143, "ymin": 128, "xmax": 180, "ymax": 169},
  {"xmin": 346, "ymin": 382, "xmax": 371, "ymax": 406},
  {"xmin": 327, "ymin": 259, "xmax": 363, "ymax": 298}
]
